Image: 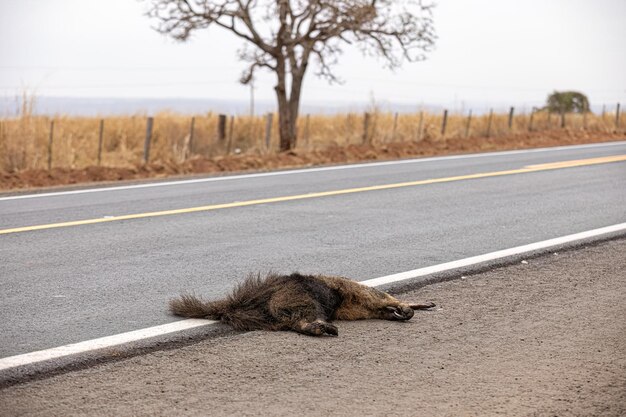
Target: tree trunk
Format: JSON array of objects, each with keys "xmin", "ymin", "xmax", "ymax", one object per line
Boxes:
[
  {"xmin": 274, "ymin": 25, "xmax": 309, "ymax": 152},
  {"xmin": 275, "ymin": 99, "xmax": 301, "ymax": 152},
  {"xmin": 274, "ymin": 54, "xmax": 295, "ymax": 152},
  {"xmin": 275, "ymin": 2, "xmax": 295, "ymax": 152},
  {"xmin": 275, "ymin": 87, "xmax": 294, "ymax": 152},
  {"xmin": 275, "ymin": 69, "xmax": 305, "ymax": 152},
  {"xmin": 287, "ymin": 74, "xmax": 304, "ymax": 150}
]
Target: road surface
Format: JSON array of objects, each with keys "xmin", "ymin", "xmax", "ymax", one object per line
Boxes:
[
  {"xmin": 1, "ymin": 141, "xmax": 625, "ymax": 358},
  {"xmin": 2, "ymin": 238, "xmax": 624, "ymax": 416}
]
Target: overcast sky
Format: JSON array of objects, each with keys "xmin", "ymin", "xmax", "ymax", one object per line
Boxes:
[{"xmin": 0, "ymin": 0, "xmax": 624, "ymax": 112}]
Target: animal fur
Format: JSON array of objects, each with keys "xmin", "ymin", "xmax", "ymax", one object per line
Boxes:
[{"xmin": 170, "ymin": 273, "xmax": 435, "ymax": 336}]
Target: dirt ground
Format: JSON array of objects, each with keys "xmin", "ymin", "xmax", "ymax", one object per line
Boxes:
[
  {"xmin": 1, "ymin": 239, "xmax": 624, "ymax": 416},
  {"xmin": 1, "ymin": 129, "xmax": 624, "ymax": 191}
]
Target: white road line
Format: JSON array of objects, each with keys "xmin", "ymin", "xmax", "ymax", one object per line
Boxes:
[
  {"xmin": 0, "ymin": 221, "xmax": 624, "ymax": 372},
  {"xmin": 0, "ymin": 319, "xmax": 217, "ymax": 372},
  {"xmin": 1, "ymin": 141, "xmax": 624, "ymax": 202},
  {"xmin": 361, "ymin": 222, "xmax": 626, "ymax": 287}
]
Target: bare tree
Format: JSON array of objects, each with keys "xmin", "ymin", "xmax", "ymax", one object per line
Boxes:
[{"xmin": 145, "ymin": 0, "xmax": 436, "ymax": 151}]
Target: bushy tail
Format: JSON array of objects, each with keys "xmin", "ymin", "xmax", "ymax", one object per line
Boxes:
[
  {"xmin": 169, "ymin": 294, "xmax": 228, "ymax": 320},
  {"xmin": 169, "ymin": 274, "xmax": 283, "ymax": 331}
]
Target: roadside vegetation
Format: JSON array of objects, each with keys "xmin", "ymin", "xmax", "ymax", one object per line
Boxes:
[
  {"xmin": 0, "ymin": 96, "xmax": 623, "ymax": 190},
  {"xmin": 1, "ymin": 103, "xmax": 622, "ymax": 171}
]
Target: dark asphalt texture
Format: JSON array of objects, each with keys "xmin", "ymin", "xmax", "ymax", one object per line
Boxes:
[
  {"xmin": 1, "ymin": 142, "xmax": 625, "ymax": 358},
  {"xmin": 2, "ymin": 238, "xmax": 624, "ymax": 417}
]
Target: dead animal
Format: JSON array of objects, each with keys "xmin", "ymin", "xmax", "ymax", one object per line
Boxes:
[{"xmin": 170, "ymin": 272, "xmax": 435, "ymax": 336}]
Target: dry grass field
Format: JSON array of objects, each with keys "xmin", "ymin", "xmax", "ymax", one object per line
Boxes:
[{"xmin": 0, "ymin": 100, "xmax": 623, "ymax": 190}]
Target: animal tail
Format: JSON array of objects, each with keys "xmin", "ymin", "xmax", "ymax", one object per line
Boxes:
[
  {"xmin": 169, "ymin": 294, "xmax": 229, "ymax": 320},
  {"xmin": 168, "ymin": 274, "xmax": 279, "ymax": 331}
]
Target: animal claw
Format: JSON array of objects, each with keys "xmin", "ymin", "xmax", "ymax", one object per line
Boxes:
[
  {"xmin": 324, "ymin": 324, "xmax": 339, "ymax": 336},
  {"xmin": 385, "ymin": 305, "xmax": 414, "ymax": 321},
  {"xmin": 410, "ymin": 302, "xmax": 436, "ymax": 310},
  {"xmin": 301, "ymin": 321, "xmax": 338, "ymax": 337}
]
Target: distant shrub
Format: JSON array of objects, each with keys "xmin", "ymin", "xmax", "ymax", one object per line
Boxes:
[{"xmin": 546, "ymin": 91, "xmax": 590, "ymax": 113}]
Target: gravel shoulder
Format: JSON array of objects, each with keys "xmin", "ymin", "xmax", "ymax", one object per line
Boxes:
[{"xmin": 1, "ymin": 239, "xmax": 625, "ymax": 416}]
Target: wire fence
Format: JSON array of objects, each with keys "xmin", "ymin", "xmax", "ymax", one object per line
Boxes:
[{"xmin": 0, "ymin": 104, "xmax": 622, "ymax": 172}]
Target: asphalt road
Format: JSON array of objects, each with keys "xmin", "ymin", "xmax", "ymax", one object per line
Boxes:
[
  {"xmin": 1, "ymin": 142, "xmax": 625, "ymax": 358},
  {"xmin": 3, "ymin": 238, "xmax": 624, "ymax": 416}
]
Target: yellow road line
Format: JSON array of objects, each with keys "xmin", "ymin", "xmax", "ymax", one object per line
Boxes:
[
  {"xmin": 524, "ymin": 154, "xmax": 626, "ymax": 169},
  {"xmin": 2, "ymin": 154, "xmax": 625, "ymax": 235}
]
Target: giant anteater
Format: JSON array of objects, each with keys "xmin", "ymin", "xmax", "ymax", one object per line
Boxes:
[{"xmin": 170, "ymin": 273, "xmax": 435, "ymax": 336}]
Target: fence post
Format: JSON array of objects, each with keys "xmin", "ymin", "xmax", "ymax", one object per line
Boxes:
[
  {"xmin": 188, "ymin": 116, "xmax": 196, "ymax": 156},
  {"xmin": 218, "ymin": 114, "xmax": 227, "ymax": 141},
  {"xmin": 343, "ymin": 114, "xmax": 351, "ymax": 144},
  {"xmin": 144, "ymin": 116, "xmax": 153, "ymax": 164},
  {"xmin": 616, "ymin": 103, "xmax": 621, "ymax": 129},
  {"xmin": 265, "ymin": 113, "xmax": 273, "ymax": 150},
  {"xmin": 601, "ymin": 104, "xmax": 606, "ymax": 119},
  {"xmin": 560, "ymin": 110, "xmax": 566, "ymax": 128},
  {"xmin": 303, "ymin": 114, "xmax": 310, "ymax": 148},
  {"xmin": 528, "ymin": 108, "xmax": 535, "ymax": 132},
  {"xmin": 486, "ymin": 109, "xmax": 493, "ymax": 137},
  {"xmin": 392, "ymin": 112, "xmax": 399, "ymax": 142},
  {"xmin": 583, "ymin": 110, "xmax": 588, "ymax": 129},
  {"xmin": 249, "ymin": 115, "xmax": 257, "ymax": 149},
  {"xmin": 417, "ymin": 110, "xmax": 424, "ymax": 141},
  {"xmin": 464, "ymin": 110, "xmax": 472, "ymax": 138},
  {"xmin": 227, "ymin": 115, "xmax": 235, "ymax": 154},
  {"xmin": 441, "ymin": 109, "xmax": 448, "ymax": 138},
  {"xmin": 508, "ymin": 107, "xmax": 515, "ymax": 130},
  {"xmin": 97, "ymin": 119, "xmax": 104, "ymax": 166},
  {"xmin": 362, "ymin": 112, "xmax": 371, "ymax": 144},
  {"xmin": 47, "ymin": 120, "xmax": 54, "ymax": 170}
]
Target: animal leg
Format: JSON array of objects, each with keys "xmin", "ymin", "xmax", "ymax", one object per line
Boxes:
[
  {"xmin": 381, "ymin": 302, "xmax": 435, "ymax": 321},
  {"xmin": 268, "ymin": 291, "xmax": 338, "ymax": 336},
  {"xmin": 296, "ymin": 319, "xmax": 339, "ymax": 337}
]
